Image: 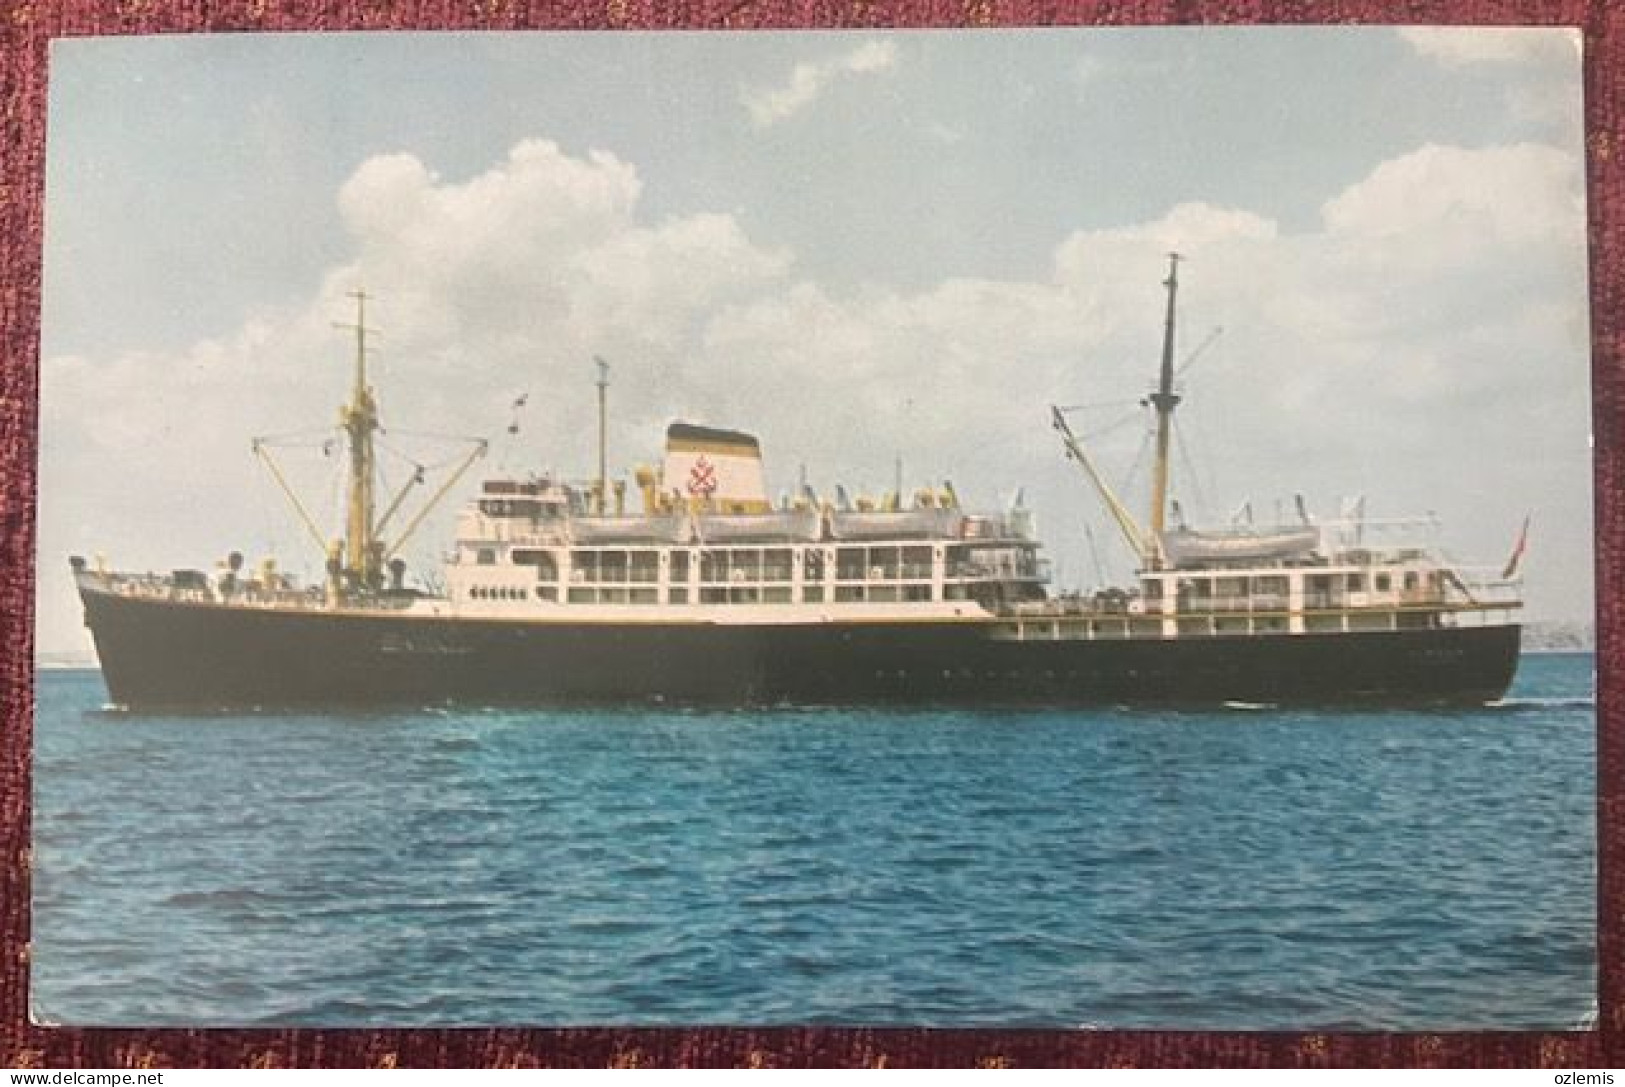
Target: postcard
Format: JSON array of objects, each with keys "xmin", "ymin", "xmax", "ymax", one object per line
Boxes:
[{"xmin": 32, "ymin": 27, "xmax": 1595, "ymax": 1030}]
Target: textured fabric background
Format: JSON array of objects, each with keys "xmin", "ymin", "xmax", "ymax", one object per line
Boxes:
[{"xmin": 1, "ymin": 0, "xmax": 1618, "ymax": 1069}]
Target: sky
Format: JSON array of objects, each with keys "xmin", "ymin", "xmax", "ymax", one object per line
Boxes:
[{"xmin": 36, "ymin": 27, "xmax": 1591, "ymax": 656}]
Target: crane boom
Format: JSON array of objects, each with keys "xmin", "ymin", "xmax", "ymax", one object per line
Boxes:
[
  {"xmin": 252, "ymin": 440, "xmax": 329, "ymax": 556},
  {"xmin": 1051, "ymin": 406, "xmax": 1149, "ymax": 565},
  {"xmin": 386, "ymin": 439, "xmax": 489, "ymax": 559}
]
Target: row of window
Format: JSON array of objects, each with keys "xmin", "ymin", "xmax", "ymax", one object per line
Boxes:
[
  {"xmin": 475, "ymin": 558, "xmax": 1021, "ymax": 587},
  {"xmin": 1308, "ymin": 571, "xmax": 1436, "ymax": 593},
  {"xmin": 1000, "ymin": 609, "xmax": 1440, "ymax": 642},
  {"xmin": 469, "ymin": 585, "xmax": 530, "ymax": 601},
  {"xmin": 462, "ymin": 582, "xmax": 940, "ymax": 605},
  {"xmin": 475, "ymin": 545, "xmax": 1031, "ymax": 579},
  {"xmin": 1144, "ymin": 570, "xmax": 1440, "ymax": 599}
]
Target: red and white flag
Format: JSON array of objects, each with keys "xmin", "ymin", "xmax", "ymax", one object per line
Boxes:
[{"xmin": 1501, "ymin": 514, "xmax": 1532, "ymax": 580}]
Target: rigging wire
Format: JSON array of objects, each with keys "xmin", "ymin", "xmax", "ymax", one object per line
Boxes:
[
  {"xmin": 1181, "ymin": 394, "xmax": 1227, "ymax": 523},
  {"xmin": 375, "ymin": 456, "xmax": 395, "ymax": 516},
  {"xmin": 251, "ymin": 428, "xmax": 347, "ymax": 572},
  {"xmin": 1083, "ymin": 521, "xmax": 1109, "ymax": 590},
  {"xmin": 1120, "ymin": 424, "xmax": 1154, "ymax": 506},
  {"xmin": 252, "ymin": 463, "xmax": 284, "ymax": 574},
  {"xmin": 324, "ymin": 444, "xmax": 345, "ymax": 550},
  {"xmin": 374, "ymin": 438, "xmax": 430, "ymax": 487},
  {"xmin": 1081, "ymin": 408, "xmax": 1145, "ymax": 444},
  {"xmin": 1174, "ymin": 325, "xmax": 1224, "ymax": 379},
  {"xmin": 386, "ymin": 427, "xmax": 491, "ymax": 445},
  {"xmin": 1172, "ymin": 421, "xmax": 1210, "ymax": 526},
  {"xmin": 1055, "ymin": 397, "xmax": 1144, "ymax": 414},
  {"xmin": 252, "ymin": 426, "xmax": 344, "ymax": 448}
]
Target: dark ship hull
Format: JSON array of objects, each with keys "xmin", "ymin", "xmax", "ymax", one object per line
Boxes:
[{"xmin": 80, "ymin": 583, "xmax": 1522, "ymax": 711}]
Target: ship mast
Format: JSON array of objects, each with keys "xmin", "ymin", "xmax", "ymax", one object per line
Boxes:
[
  {"xmin": 335, "ymin": 289, "xmax": 381, "ymax": 589},
  {"xmin": 594, "ymin": 356, "xmax": 610, "ymax": 517},
  {"xmin": 1146, "ymin": 252, "xmax": 1182, "ymax": 570},
  {"xmin": 251, "ymin": 291, "xmax": 489, "ymax": 599}
]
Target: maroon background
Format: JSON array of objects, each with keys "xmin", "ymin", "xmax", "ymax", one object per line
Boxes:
[{"xmin": 1, "ymin": 0, "xmax": 1618, "ymax": 1069}]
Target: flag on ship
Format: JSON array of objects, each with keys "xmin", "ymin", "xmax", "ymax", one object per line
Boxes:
[
  {"xmin": 507, "ymin": 393, "xmax": 529, "ymax": 436},
  {"xmin": 1502, "ymin": 514, "xmax": 1532, "ymax": 579}
]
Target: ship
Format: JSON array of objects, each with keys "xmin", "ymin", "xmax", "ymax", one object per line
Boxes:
[{"xmin": 72, "ymin": 257, "xmax": 1524, "ymax": 710}]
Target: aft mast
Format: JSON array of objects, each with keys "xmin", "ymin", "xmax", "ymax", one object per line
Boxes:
[{"xmin": 1146, "ymin": 252, "xmax": 1181, "ymax": 570}]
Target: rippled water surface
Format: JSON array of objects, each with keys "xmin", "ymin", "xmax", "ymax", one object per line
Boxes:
[{"xmin": 32, "ymin": 654, "xmax": 1596, "ymax": 1028}]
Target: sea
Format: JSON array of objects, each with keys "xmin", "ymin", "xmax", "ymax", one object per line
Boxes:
[{"xmin": 30, "ymin": 653, "xmax": 1597, "ymax": 1030}]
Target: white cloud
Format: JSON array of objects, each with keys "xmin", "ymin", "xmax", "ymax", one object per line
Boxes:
[
  {"xmin": 37, "ymin": 138, "xmax": 793, "ymax": 653},
  {"xmin": 1397, "ymin": 26, "xmax": 1579, "ymax": 68},
  {"xmin": 323, "ymin": 138, "xmax": 791, "ymax": 379},
  {"xmin": 1397, "ymin": 29, "xmax": 1582, "ymax": 148},
  {"xmin": 1323, "ymin": 142, "xmax": 1578, "ymax": 239},
  {"xmin": 741, "ymin": 39, "xmax": 898, "ymax": 128},
  {"xmin": 37, "ymin": 135, "xmax": 1592, "ymax": 658},
  {"xmin": 688, "ymin": 142, "xmax": 1586, "ymax": 604}
]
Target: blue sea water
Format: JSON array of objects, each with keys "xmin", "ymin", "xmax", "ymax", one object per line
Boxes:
[{"xmin": 31, "ymin": 654, "xmax": 1596, "ymax": 1029}]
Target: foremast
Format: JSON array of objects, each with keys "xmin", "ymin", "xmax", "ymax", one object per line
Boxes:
[
  {"xmin": 252, "ymin": 290, "xmax": 489, "ymax": 601},
  {"xmin": 335, "ymin": 289, "xmax": 382, "ymax": 589}
]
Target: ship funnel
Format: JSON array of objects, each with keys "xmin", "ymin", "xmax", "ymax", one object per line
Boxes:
[{"xmin": 663, "ymin": 422, "xmax": 769, "ymax": 515}]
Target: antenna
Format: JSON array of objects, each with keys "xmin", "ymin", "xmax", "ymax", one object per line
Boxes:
[
  {"xmin": 332, "ymin": 288, "xmax": 378, "ymax": 398},
  {"xmin": 594, "ymin": 356, "xmax": 610, "ymax": 517}
]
